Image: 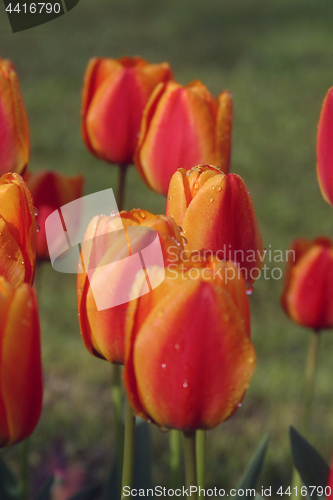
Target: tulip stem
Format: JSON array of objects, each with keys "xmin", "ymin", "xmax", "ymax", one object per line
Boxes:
[
  {"xmin": 196, "ymin": 430, "xmax": 206, "ymax": 497},
  {"xmin": 301, "ymin": 330, "xmax": 321, "ymax": 436},
  {"xmin": 183, "ymin": 431, "xmax": 197, "ymax": 500},
  {"xmin": 19, "ymin": 438, "xmax": 29, "ymax": 500},
  {"xmin": 121, "ymin": 396, "xmax": 136, "ymax": 500},
  {"xmin": 112, "ymin": 364, "xmax": 124, "ymax": 489},
  {"xmin": 170, "ymin": 430, "xmax": 182, "ymax": 489},
  {"xmin": 117, "ymin": 164, "xmax": 129, "ymax": 211}
]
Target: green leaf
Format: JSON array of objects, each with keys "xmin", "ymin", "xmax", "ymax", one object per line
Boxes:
[
  {"xmin": 0, "ymin": 454, "xmax": 18, "ymax": 500},
  {"xmin": 34, "ymin": 476, "xmax": 54, "ymax": 500},
  {"xmin": 235, "ymin": 435, "xmax": 269, "ymax": 500},
  {"xmin": 290, "ymin": 426, "xmax": 330, "ymax": 497}
]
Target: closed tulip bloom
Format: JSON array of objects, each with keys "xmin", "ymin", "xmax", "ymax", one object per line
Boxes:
[
  {"xmin": 82, "ymin": 56, "xmax": 173, "ymax": 165},
  {"xmin": 317, "ymin": 87, "xmax": 333, "ymax": 206},
  {"xmin": 0, "ymin": 172, "xmax": 37, "ymax": 287},
  {"xmin": 0, "ymin": 59, "xmax": 30, "ymax": 176},
  {"xmin": 0, "ymin": 277, "xmax": 42, "ymax": 447},
  {"xmin": 77, "ymin": 209, "xmax": 183, "ymax": 364},
  {"xmin": 124, "ymin": 259, "xmax": 255, "ymax": 431},
  {"xmin": 166, "ymin": 165, "xmax": 264, "ymax": 284},
  {"xmin": 134, "ymin": 80, "xmax": 233, "ymax": 195},
  {"xmin": 281, "ymin": 237, "xmax": 333, "ymax": 330},
  {"xmin": 26, "ymin": 170, "xmax": 84, "ymax": 260}
]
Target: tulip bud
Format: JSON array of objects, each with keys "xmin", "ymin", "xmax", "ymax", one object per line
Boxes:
[
  {"xmin": 134, "ymin": 81, "xmax": 233, "ymax": 195},
  {"xmin": 281, "ymin": 237, "xmax": 333, "ymax": 330},
  {"xmin": 123, "ymin": 259, "xmax": 255, "ymax": 431},
  {"xmin": 0, "ymin": 172, "xmax": 37, "ymax": 287},
  {"xmin": 77, "ymin": 209, "xmax": 183, "ymax": 364},
  {"xmin": 166, "ymin": 165, "xmax": 264, "ymax": 285},
  {"xmin": 0, "ymin": 59, "xmax": 30, "ymax": 175},
  {"xmin": 81, "ymin": 56, "xmax": 173, "ymax": 165},
  {"xmin": 26, "ymin": 170, "xmax": 84, "ymax": 261},
  {"xmin": 317, "ymin": 87, "xmax": 333, "ymax": 206},
  {"xmin": 0, "ymin": 277, "xmax": 42, "ymax": 447}
]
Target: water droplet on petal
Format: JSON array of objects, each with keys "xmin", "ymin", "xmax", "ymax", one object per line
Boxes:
[
  {"xmin": 216, "ymin": 186, "xmax": 222, "ymax": 192},
  {"xmin": 237, "ymin": 402, "xmax": 242, "ymax": 408},
  {"xmin": 209, "ymin": 197, "xmax": 214, "ymax": 203},
  {"xmin": 182, "ymin": 236, "xmax": 187, "ymax": 246},
  {"xmin": 168, "ymin": 195, "xmax": 173, "ymax": 201},
  {"xmin": 110, "ymin": 210, "xmax": 119, "ymax": 217},
  {"xmin": 161, "ymin": 363, "xmax": 167, "ymax": 370},
  {"xmin": 140, "ymin": 211, "xmax": 146, "ymax": 219},
  {"xmin": 33, "ymin": 206, "xmax": 38, "ymax": 216},
  {"xmin": 263, "ymin": 248, "xmax": 267, "ymax": 254},
  {"xmin": 186, "ymin": 171, "xmax": 191, "ymax": 177},
  {"xmin": 183, "ymin": 380, "xmax": 188, "ymax": 388},
  {"xmin": 175, "ymin": 343, "xmax": 180, "ymax": 350},
  {"xmin": 194, "ymin": 182, "xmax": 199, "ymax": 189},
  {"xmin": 36, "ymin": 224, "xmax": 40, "ymax": 233},
  {"xmin": 246, "ymin": 283, "xmax": 253, "ymax": 295},
  {"xmin": 178, "ymin": 226, "xmax": 183, "ymax": 233}
]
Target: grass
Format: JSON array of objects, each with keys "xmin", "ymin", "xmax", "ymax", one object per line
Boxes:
[{"xmin": 1, "ymin": 0, "xmax": 333, "ymax": 493}]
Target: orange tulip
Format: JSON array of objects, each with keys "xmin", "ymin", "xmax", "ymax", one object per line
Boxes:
[
  {"xmin": 26, "ymin": 170, "xmax": 84, "ymax": 261},
  {"xmin": 317, "ymin": 87, "xmax": 333, "ymax": 206},
  {"xmin": 0, "ymin": 59, "xmax": 30, "ymax": 176},
  {"xmin": 81, "ymin": 56, "xmax": 173, "ymax": 165},
  {"xmin": 281, "ymin": 237, "xmax": 333, "ymax": 330},
  {"xmin": 166, "ymin": 165, "xmax": 264, "ymax": 285},
  {"xmin": 123, "ymin": 258, "xmax": 255, "ymax": 431},
  {"xmin": 0, "ymin": 277, "xmax": 42, "ymax": 447},
  {"xmin": 77, "ymin": 209, "xmax": 183, "ymax": 364},
  {"xmin": 0, "ymin": 172, "xmax": 36, "ymax": 287},
  {"xmin": 134, "ymin": 81, "xmax": 233, "ymax": 195}
]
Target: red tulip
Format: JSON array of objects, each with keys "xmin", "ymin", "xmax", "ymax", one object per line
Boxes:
[
  {"xmin": 134, "ymin": 80, "xmax": 233, "ymax": 195},
  {"xmin": 166, "ymin": 165, "xmax": 265, "ymax": 284},
  {"xmin": 123, "ymin": 258, "xmax": 255, "ymax": 431},
  {"xmin": 77, "ymin": 209, "xmax": 183, "ymax": 364},
  {"xmin": 0, "ymin": 277, "xmax": 42, "ymax": 447},
  {"xmin": 0, "ymin": 58, "xmax": 30, "ymax": 176},
  {"xmin": 281, "ymin": 237, "xmax": 333, "ymax": 330},
  {"xmin": 0, "ymin": 172, "xmax": 36, "ymax": 287},
  {"xmin": 26, "ymin": 170, "xmax": 84, "ymax": 260},
  {"xmin": 317, "ymin": 87, "xmax": 333, "ymax": 206},
  {"xmin": 81, "ymin": 56, "xmax": 173, "ymax": 165}
]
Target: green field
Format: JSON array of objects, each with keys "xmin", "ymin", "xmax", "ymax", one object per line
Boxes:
[{"xmin": 1, "ymin": 0, "xmax": 333, "ymax": 494}]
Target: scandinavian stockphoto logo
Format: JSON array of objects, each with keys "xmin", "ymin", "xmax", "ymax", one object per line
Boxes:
[
  {"xmin": 3, "ymin": 0, "xmax": 80, "ymax": 33},
  {"xmin": 45, "ymin": 188, "xmax": 165, "ymax": 311}
]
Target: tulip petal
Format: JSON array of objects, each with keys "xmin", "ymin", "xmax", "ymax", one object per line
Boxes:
[
  {"xmin": 131, "ymin": 279, "xmax": 255, "ymax": 430},
  {"xmin": 317, "ymin": 88, "xmax": 333, "ymax": 206}
]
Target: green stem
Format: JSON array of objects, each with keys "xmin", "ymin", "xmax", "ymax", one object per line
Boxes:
[
  {"xmin": 290, "ymin": 330, "xmax": 321, "ymax": 499},
  {"xmin": 196, "ymin": 430, "xmax": 206, "ymax": 498},
  {"xmin": 19, "ymin": 438, "xmax": 29, "ymax": 500},
  {"xmin": 183, "ymin": 431, "xmax": 197, "ymax": 500},
  {"xmin": 121, "ymin": 397, "xmax": 136, "ymax": 500},
  {"xmin": 170, "ymin": 430, "xmax": 182, "ymax": 489},
  {"xmin": 112, "ymin": 364, "xmax": 124, "ymax": 487},
  {"xmin": 301, "ymin": 331, "xmax": 321, "ymax": 436},
  {"xmin": 117, "ymin": 164, "xmax": 129, "ymax": 211}
]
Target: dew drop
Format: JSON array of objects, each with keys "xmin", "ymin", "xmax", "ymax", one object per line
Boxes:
[
  {"xmin": 186, "ymin": 171, "xmax": 191, "ymax": 177},
  {"xmin": 182, "ymin": 236, "xmax": 187, "ymax": 246},
  {"xmin": 161, "ymin": 363, "xmax": 167, "ymax": 370},
  {"xmin": 168, "ymin": 195, "xmax": 173, "ymax": 201},
  {"xmin": 170, "ymin": 213, "xmax": 174, "ymax": 219},
  {"xmin": 194, "ymin": 182, "xmax": 199, "ymax": 189},
  {"xmin": 36, "ymin": 224, "xmax": 40, "ymax": 233},
  {"xmin": 20, "ymin": 260, "xmax": 24, "ymax": 265},
  {"xmin": 178, "ymin": 226, "xmax": 183, "ymax": 233},
  {"xmin": 183, "ymin": 230, "xmax": 187, "ymax": 234},
  {"xmin": 33, "ymin": 206, "xmax": 38, "ymax": 216},
  {"xmin": 183, "ymin": 381, "xmax": 188, "ymax": 388},
  {"xmin": 263, "ymin": 248, "xmax": 267, "ymax": 254},
  {"xmin": 216, "ymin": 186, "xmax": 222, "ymax": 192},
  {"xmin": 248, "ymin": 357, "xmax": 255, "ymax": 364},
  {"xmin": 110, "ymin": 210, "xmax": 119, "ymax": 217},
  {"xmin": 209, "ymin": 197, "xmax": 214, "ymax": 203},
  {"xmin": 237, "ymin": 402, "xmax": 242, "ymax": 408},
  {"xmin": 228, "ymin": 385, "xmax": 233, "ymax": 391},
  {"xmin": 246, "ymin": 283, "xmax": 253, "ymax": 295},
  {"xmin": 175, "ymin": 343, "xmax": 180, "ymax": 350},
  {"xmin": 140, "ymin": 211, "xmax": 146, "ymax": 219}
]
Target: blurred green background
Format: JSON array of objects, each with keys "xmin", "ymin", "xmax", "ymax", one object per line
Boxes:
[{"xmin": 1, "ymin": 0, "xmax": 333, "ymax": 494}]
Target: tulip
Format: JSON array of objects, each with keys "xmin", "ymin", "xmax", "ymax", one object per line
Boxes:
[
  {"xmin": 123, "ymin": 258, "xmax": 255, "ymax": 431},
  {"xmin": 77, "ymin": 209, "xmax": 183, "ymax": 364},
  {"xmin": 317, "ymin": 87, "xmax": 333, "ymax": 206},
  {"xmin": 0, "ymin": 58, "xmax": 30, "ymax": 176},
  {"xmin": 81, "ymin": 56, "xmax": 173, "ymax": 165},
  {"xmin": 166, "ymin": 165, "xmax": 265, "ymax": 284},
  {"xmin": 0, "ymin": 277, "xmax": 42, "ymax": 447},
  {"xmin": 26, "ymin": 170, "xmax": 84, "ymax": 261},
  {"xmin": 281, "ymin": 237, "xmax": 333, "ymax": 330},
  {"xmin": 134, "ymin": 80, "xmax": 233, "ymax": 195},
  {"xmin": 0, "ymin": 172, "xmax": 36, "ymax": 287}
]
